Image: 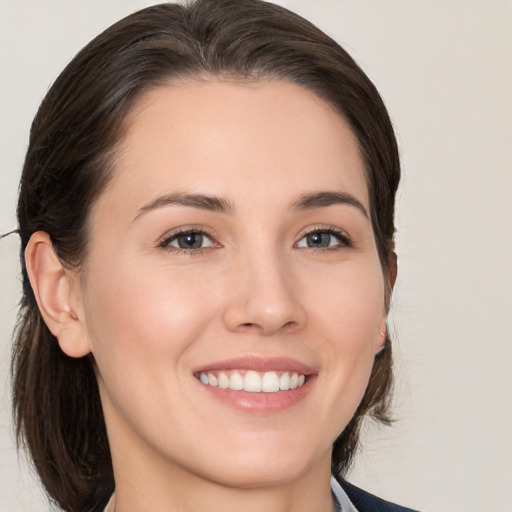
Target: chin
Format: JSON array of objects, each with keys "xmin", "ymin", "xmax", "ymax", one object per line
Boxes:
[
  {"xmin": 203, "ymin": 460, "xmax": 309, "ymax": 489},
  {"xmin": 186, "ymin": 435, "xmax": 327, "ymax": 489}
]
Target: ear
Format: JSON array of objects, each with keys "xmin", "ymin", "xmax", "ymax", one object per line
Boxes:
[
  {"xmin": 25, "ymin": 231, "xmax": 91, "ymax": 358},
  {"xmin": 376, "ymin": 251, "xmax": 398, "ymax": 354}
]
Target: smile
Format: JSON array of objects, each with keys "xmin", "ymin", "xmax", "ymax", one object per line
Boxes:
[{"xmin": 197, "ymin": 370, "xmax": 306, "ymax": 393}]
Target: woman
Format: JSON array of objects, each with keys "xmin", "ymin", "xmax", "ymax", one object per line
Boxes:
[{"xmin": 12, "ymin": 0, "xmax": 416, "ymax": 511}]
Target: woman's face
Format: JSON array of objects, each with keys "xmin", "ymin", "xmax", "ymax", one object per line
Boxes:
[{"xmin": 74, "ymin": 80, "xmax": 388, "ymax": 487}]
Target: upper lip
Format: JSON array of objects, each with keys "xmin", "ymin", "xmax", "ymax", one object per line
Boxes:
[{"xmin": 192, "ymin": 356, "xmax": 317, "ymax": 375}]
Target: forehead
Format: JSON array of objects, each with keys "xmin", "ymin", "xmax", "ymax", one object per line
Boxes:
[{"xmin": 95, "ymin": 79, "xmax": 369, "ymax": 220}]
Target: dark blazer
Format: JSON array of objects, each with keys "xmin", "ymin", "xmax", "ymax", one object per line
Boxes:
[{"xmin": 340, "ymin": 478, "xmax": 420, "ymax": 512}]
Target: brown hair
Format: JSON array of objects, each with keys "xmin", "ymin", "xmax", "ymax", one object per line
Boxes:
[{"xmin": 13, "ymin": 1, "xmax": 400, "ymax": 510}]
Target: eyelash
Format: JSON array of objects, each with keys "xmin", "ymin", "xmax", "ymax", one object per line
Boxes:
[
  {"xmin": 157, "ymin": 225, "xmax": 351, "ymax": 255},
  {"xmin": 158, "ymin": 226, "xmax": 217, "ymax": 255},
  {"xmin": 295, "ymin": 226, "xmax": 352, "ymax": 251}
]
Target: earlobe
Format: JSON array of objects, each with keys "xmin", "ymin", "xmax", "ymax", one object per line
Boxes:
[
  {"xmin": 375, "ymin": 321, "xmax": 387, "ymax": 354},
  {"xmin": 377, "ymin": 251, "xmax": 397, "ymax": 355},
  {"xmin": 374, "ymin": 251, "xmax": 398, "ymax": 355},
  {"xmin": 25, "ymin": 231, "xmax": 91, "ymax": 358}
]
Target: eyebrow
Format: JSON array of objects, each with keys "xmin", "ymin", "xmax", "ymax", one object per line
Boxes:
[
  {"xmin": 133, "ymin": 192, "xmax": 234, "ymax": 221},
  {"xmin": 133, "ymin": 190, "xmax": 368, "ymax": 222},
  {"xmin": 292, "ymin": 191, "xmax": 369, "ymax": 218}
]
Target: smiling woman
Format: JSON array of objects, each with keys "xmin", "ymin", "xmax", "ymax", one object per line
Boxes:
[{"xmin": 11, "ymin": 1, "xmax": 414, "ymax": 511}]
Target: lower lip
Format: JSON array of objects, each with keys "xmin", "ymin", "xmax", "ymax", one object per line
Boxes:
[{"xmin": 196, "ymin": 376, "xmax": 316, "ymax": 414}]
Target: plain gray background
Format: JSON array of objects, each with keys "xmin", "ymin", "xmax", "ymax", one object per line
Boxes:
[{"xmin": 1, "ymin": 1, "xmax": 511, "ymax": 510}]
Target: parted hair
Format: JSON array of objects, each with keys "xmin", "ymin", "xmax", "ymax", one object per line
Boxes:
[{"xmin": 12, "ymin": 1, "xmax": 400, "ymax": 511}]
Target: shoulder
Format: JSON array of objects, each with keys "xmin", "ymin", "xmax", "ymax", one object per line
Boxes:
[{"xmin": 337, "ymin": 477, "xmax": 421, "ymax": 512}]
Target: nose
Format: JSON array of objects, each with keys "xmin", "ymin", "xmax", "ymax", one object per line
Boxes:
[{"xmin": 222, "ymin": 252, "xmax": 306, "ymax": 336}]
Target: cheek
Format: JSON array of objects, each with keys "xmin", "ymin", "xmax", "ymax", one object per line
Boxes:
[
  {"xmin": 308, "ymin": 261, "xmax": 385, "ymax": 400},
  {"xmin": 309, "ymin": 261, "xmax": 385, "ymax": 346},
  {"xmin": 81, "ymin": 258, "xmax": 217, "ymax": 380}
]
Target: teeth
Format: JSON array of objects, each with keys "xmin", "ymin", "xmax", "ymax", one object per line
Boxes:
[
  {"xmin": 229, "ymin": 372, "xmax": 244, "ymax": 390},
  {"xmin": 198, "ymin": 370, "xmax": 307, "ymax": 393},
  {"xmin": 261, "ymin": 371, "xmax": 280, "ymax": 393},
  {"xmin": 244, "ymin": 371, "xmax": 262, "ymax": 392},
  {"xmin": 218, "ymin": 372, "xmax": 229, "ymax": 389},
  {"xmin": 279, "ymin": 372, "xmax": 290, "ymax": 390}
]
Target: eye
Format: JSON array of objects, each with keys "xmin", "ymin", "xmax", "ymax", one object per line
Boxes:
[
  {"xmin": 296, "ymin": 228, "xmax": 350, "ymax": 249},
  {"xmin": 159, "ymin": 229, "xmax": 216, "ymax": 251}
]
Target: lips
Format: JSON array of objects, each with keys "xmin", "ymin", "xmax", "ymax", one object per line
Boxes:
[
  {"xmin": 192, "ymin": 356, "xmax": 317, "ymax": 413},
  {"xmin": 193, "ymin": 356, "xmax": 316, "ymax": 375}
]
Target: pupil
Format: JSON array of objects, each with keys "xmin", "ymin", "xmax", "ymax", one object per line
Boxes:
[
  {"xmin": 308, "ymin": 232, "xmax": 330, "ymax": 247},
  {"xmin": 178, "ymin": 233, "xmax": 202, "ymax": 249}
]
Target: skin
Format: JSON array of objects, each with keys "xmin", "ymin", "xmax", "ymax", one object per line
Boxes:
[{"xmin": 27, "ymin": 80, "xmax": 389, "ymax": 512}]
